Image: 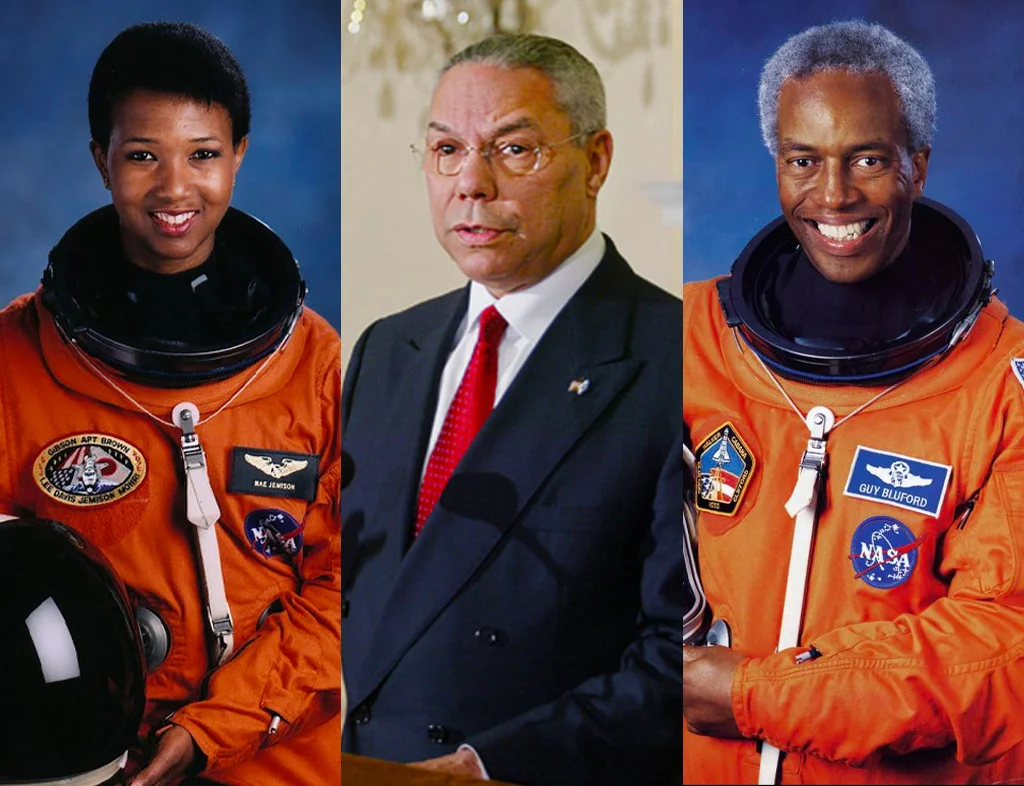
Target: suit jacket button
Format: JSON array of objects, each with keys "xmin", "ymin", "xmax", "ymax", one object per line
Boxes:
[
  {"xmin": 427, "ymin": 724, "xmax": 448, "ymax": 744},
  {"xmin": 352, "ymin": 704, "xmax": 371, "ymax": 725},
  {"xmin": 475, "ymin": 626, "xmax": 502, "ymax": 646},
  {"xmin": 342, "ymin": 598, "xmax": 350, "ymax": 618}
]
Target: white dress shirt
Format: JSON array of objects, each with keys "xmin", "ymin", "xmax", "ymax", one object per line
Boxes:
[{"xmin": 422, "ymin": 228, "xmax": 606, "ymax": 478}]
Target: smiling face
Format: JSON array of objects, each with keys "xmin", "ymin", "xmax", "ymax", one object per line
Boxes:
[
  {"xmin": 425, "ymin": 63, "xmax": 612, "ymax": 297},
  {"xmin": 775, "ymin": 70, "xmax": 930, "ymax": 283},
  {"xmin": 91, "ymin": 89, "xmax": 248, "ymax": 275}
]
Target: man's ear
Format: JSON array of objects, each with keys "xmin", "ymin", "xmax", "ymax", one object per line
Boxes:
[
  {"xmin": 585, "ymin": 129, "xmax": 613, "ymax": 198},
  {"xmin": 910, "ymin": 145, "xmax": 930, "ymax": 199}
]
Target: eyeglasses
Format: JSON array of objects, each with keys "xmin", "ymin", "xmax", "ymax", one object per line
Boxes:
[{"xmin": 410, "ymin": 131, "xmax": 593, "ymax": 177}]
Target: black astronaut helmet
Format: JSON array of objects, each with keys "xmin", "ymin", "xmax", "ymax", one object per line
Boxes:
[
  {"xmin": 41, "ymin": 206, "xmax": 306, "ymax": 388},
  {"xmin": 717, "ymin": 197, "xmax": 994, "ymax": 384},
  {"xmin": 0, "ymin": 516, "xmax": 145, "ymax": 785}
]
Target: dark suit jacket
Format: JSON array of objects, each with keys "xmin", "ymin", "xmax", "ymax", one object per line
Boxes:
[{"xmin": 341, "ymin": 238, "xmax": 683, "ymax": 786}]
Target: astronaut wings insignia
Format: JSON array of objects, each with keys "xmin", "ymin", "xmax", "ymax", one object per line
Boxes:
[
  {"xmin": 244, "ymin": 454, "xmax": 309, "ymax": 479},
  {"xmin": 230, "ymin": 447, "xmax": 319, "ymax": 501},
  {"xmin": 865, "ymin": 461, "xmax": 933, "ymax": 489}
]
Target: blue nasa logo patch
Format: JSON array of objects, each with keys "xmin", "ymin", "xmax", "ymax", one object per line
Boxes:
[
  {"xmin": 849, "ymin": 516, "xmax": 926, "ymax": 589},
  {"xmin": 244, "ymin": 509, "xmax": 304, "ymax": 559},
  {"xmin": 842, "ymin": 446, "xmax": 951, "ymax": 518}
]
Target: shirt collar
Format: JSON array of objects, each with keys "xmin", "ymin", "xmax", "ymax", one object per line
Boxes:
[{"xmin": 465, "ymin": 227, "xmax": 606, "ymax": 344}]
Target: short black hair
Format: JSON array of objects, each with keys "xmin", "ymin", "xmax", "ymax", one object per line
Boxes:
[{"xmin": 88, "ymin": 21, "xmax": 251, "ymax": 150}]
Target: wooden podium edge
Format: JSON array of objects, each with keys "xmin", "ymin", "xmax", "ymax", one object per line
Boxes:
[{"xmin": 342, "ymin": 754, "xmax": 519, "ymax": 786}]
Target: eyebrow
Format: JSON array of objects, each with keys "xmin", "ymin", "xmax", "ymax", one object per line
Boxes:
[
  {"xmin": 119, "ymin": 135, "xmax": 223, "ymax": 146},
  {"xmin": 778, "ymin": 139, "xmax": 894, "ymax": 153},
  {"xmin": 427, "ymin": 117, "xmax": 542, "ymax": 137},
  {"xmin": 848, "ymin": 141, "xmax": 895, "ymax": 153},
  {"xmin": 777, "ymin": 141, "xmax": 815, "ymax": 153}
]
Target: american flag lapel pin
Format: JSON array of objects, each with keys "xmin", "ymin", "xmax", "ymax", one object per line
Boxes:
[{"xmin": 568, "ymin": 377, "xmax": 590, "ymax": 396}]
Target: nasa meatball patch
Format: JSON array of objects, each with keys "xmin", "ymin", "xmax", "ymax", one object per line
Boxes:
[
  {"xmin": 843, "ymin": 446, "xmax": 951, "ymax": 518},
  {"xmin": 695, "ymin": 422, "xmax": 755, "ymax": 516},
  {"xmin": 33, "ymin": 434, "xmax": 147, "ymax": 507},
  {"xmin": 244, "ymin": 508, "xmax": 304, "ymax": 559},
  {"xmin": 849, "ymin": 516, "xmax": 926, "ymax": 589}
]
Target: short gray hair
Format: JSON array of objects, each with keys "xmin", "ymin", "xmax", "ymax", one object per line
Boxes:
[
  {"xmin": 439, "ymin": 33, "xmax": 606, "ymax": 141},
  {"xmin": 758, "ymin": 20, "xmax": 936, "ymax": 155}
]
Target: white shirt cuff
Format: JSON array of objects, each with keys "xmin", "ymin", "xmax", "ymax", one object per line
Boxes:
[{"xmin": 457, "ymin": 743, "xmax": 492, "ymax": 781}]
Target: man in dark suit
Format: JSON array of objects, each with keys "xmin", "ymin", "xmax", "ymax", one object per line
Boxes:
[{"xmin": 342, "ymin": 32, "xmax": 683, "ymax": 786}]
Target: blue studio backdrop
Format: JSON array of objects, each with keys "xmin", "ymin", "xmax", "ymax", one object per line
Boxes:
[
  {"xmin": 0, "ymin": 0, "xmax": 340, "ymax": 330},
  {"xmin": 684, "ymin": 0, "xmax": 1024, "ymax": 315}
]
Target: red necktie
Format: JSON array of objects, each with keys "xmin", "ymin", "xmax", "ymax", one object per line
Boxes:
[{"xmin": 415, "ymin": 305, "xmax": 508, "ymax": 536}]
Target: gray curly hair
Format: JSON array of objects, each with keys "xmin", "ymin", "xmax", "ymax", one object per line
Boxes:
[
  {"xmin": 439, "ymin": 33, "xmax": 606, "ymax": 142},
  {"xmin": 758, "ymin": 20, "xmax": 936, "ymax": 155}
]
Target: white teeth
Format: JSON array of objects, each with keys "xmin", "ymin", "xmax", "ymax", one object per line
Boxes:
[
  {"xmin": 816, "ymin": 220, "xmax": 870, "ymax": 241},
  {"xmin": 154, "ymin": 211, "xmax": 197, "ymax": 226}
]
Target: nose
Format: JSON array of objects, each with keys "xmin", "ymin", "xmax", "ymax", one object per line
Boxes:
[
  {"xmin": 454, "ymin": 148, "xmax": 497, "ymax": 202},
  {"xmin": 817, "ymin": 159, "xmax": 859, "ymax": 210},
  {"xmin": 155, "ymin": 156, "xmax": 191, "ymax": 200}
]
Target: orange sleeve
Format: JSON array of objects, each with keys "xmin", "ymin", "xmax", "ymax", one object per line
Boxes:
[
  {"xmin": 0, "ymin": 299, "xmax": 36, "ymax": 518},
  {"xmin": 732, "ymin": 364, "xmax": 1024, "ymax": 767},
  {"xmin": 169, "ymin": 348, "xmax": 342, "ymax": 773}
]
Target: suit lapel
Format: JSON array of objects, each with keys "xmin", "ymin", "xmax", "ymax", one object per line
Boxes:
[
  {"xmin": 389, "ymin": 291, "xmax": 467, "ymax": 528},
  {"xmin": 350, "ymin": 249, "xmax": 644, "ymax": 706},
  {"xmin": 344, "ymin": 289, "xmax": 466, "ymax": 614}
]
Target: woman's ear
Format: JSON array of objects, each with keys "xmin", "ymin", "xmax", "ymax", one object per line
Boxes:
[{"xmin": 89, "ymin": 140, "xmax": 111, "ymax": 189}]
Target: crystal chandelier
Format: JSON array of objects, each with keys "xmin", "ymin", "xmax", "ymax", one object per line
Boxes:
[
  {"xmin": 344, "ymin": 0, "xmax": 672, "ymax": 118},
  {"xmin": 347, "ymin": 0, "xmax": 540, "ymax": 64}
]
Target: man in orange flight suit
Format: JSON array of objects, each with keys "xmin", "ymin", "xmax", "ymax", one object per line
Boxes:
[
  {"xmin": 0, "ymin": 23, "xmax": 340, "ymax": 786},
  {"xmin": 684, "ymin": 21, "xmax": 1024, "ymax": 784}
]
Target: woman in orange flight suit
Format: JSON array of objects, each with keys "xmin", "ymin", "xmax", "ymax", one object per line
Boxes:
[{"xmin": 0, "ymin": 22, "xmax": 339, "ymax": 786}]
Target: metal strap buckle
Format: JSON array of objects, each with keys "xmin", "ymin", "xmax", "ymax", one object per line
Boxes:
[
  {"xmin": 798, "ymin": 439, "xmax": 828, "ymax": 473},
  {"xmin": 209, "ymin": 612, "xmax": 235, "ymax": 661},
  {"xmin": 210, "ymin": 611, "xmax": 234, "ymax": 637}
]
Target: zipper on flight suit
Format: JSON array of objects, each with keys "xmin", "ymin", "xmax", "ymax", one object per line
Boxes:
[
  {"xmin": 954, "ymin": 489, "xmax": 980, "ymax": 530},
  {"xmin": 794, "ymin": 645, "xmax": 822, "ymax": 664}
]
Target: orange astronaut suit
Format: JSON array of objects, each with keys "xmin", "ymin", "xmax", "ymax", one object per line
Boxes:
[
  {"xmin": 0, "ymin": 293, "xmax": 341, "ymax": 786},
  {"xmin": 684, "ymin": 278, "xmax": 1024, "ymax": 784}
]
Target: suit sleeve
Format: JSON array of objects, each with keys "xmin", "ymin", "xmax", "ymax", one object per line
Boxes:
[
  {"xmin": 342, "ymin": 319, "xmax": 378, "ymax": 431},
  {"xmin": 169, "ymin": 347, "xmax": 342, "ymax": 773},
  {"xmin": 732, "ymin": 365, "xmax": 1024, "ymax": 767},
  {"xmin": 466, "ymin": 434, "xmax": 685, "ymax": 786}
]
